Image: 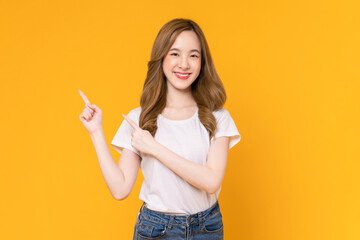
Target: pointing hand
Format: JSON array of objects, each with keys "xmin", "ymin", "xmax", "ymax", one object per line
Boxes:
[
  {"xmin": 122, "ymin": 114, "xmax": 158, "ymax": 156},
  {"xmin": 78, "ymin": 89, "xmax": 103, "ymax": 134}
]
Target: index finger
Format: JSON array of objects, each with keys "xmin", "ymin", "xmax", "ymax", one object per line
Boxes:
[
  {"xmin": 78, "ymin": 89, "xmax": 91, "ymax": 105},
  {"xmin": 122, "ymin": 114, "xmax": 141, "ymax": 130}
]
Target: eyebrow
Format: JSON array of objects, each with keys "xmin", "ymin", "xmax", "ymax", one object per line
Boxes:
[{"xmin": 170, "ymin": 48, "xmax": 201, "ymax": 54}]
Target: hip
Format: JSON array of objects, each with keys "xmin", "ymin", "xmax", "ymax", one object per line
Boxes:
[{"xmin": 133, "ymin": 200, "xmax": 224, "ymax": 239}]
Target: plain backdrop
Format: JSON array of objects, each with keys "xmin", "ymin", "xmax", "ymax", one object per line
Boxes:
[{"xmin": 0, "ymin": 0, "xmax": 359, "ymax": 239}]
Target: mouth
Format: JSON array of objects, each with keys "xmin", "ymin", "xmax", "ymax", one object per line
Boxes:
[{"xmin": 174, "ymin": 72, "xmax": 191, "ymax": 80}]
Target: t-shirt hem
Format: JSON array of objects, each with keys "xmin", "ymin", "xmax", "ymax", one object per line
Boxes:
[
  {"xmin": 110, "ymin": 142, "xmax": 140, "ymax": 156},
  {"xmin": 211, "ymin": 132, "xmax": 241, "ymax": 149}
]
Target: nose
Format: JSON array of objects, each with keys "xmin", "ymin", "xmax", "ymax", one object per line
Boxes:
[{"xmin": 178, "ymin": 56, "xmax": 190, "ymax": 69}]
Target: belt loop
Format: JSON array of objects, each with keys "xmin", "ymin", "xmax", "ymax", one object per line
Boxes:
[
  {"xmin": 140, "ymin": 202, "xmax": 145, "ymax": 212},
  {"xmin": 167, "ymin": 216, "xmax": 174, "ymax": 230},
  {"xmin": 198, "ymin": 211, "xmax": 204, "ymax": 229}
]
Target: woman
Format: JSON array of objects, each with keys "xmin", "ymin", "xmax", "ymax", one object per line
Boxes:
[{"xmin": 79, "ymin": 18, "xmax": 241, "ymax": 239}]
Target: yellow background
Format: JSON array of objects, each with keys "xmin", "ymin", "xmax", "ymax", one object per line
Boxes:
[{"xmin": 1, "ymin": 0, "xmax": 359, "ymax": 239}]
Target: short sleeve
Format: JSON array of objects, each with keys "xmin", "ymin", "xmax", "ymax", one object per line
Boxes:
[
  {"xmin": 211, "ymin": 108, "xmax": 241, "ymax": 149},
  {"xmin": 110, "ymin": 108, "xmax": 141, "ymax": 156}
]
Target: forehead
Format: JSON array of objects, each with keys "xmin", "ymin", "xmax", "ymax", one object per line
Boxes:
[{"xmin": 170, "ymin": 30, "xmax": 201, "ymax": 52}]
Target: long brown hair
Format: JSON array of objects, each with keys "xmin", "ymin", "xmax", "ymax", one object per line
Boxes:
[{"xmin": 139, "ymin": 18, "xmax": 226, "ymax": 140}]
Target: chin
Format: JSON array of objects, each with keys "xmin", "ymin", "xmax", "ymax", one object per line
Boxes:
[{"xmin": 170, "ymin": 83, "xmax": 192, "ymax": 91}]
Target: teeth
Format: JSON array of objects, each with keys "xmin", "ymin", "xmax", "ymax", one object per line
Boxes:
[{"xmin": 176, "ymin": 73, "xmax": 190, "ymax": 76}]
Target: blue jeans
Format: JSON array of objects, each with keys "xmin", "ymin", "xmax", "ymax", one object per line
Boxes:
[{"xmin": 133, "ymin": 201, "xmax": 224, "ymax": 239}]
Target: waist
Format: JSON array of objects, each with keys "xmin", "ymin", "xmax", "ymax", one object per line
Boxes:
[
  {"xmin": 139, "ymin": 192, "xmax": 219, "ymax": 215},
  {"xmin": 139, "ymin": 200, "xmax": 221, "ymax": 225},
  {"xmin": 144, "ymin": 202, "xmax": 187, "ymax": 216}
]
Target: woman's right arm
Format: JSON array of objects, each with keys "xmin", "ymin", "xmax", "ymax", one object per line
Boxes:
[
  {"xmin": 89, "ymin": 130, "xmax": 141, "ymax": 200},
  {"xmin": 78, "ymin": 89, "xmax": 140, "ymax": 200}
]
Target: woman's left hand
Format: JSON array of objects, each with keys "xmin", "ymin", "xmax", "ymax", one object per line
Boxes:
[{"xmin": 122, "ymin": 114, "xmax": 158, "ymax": 156}]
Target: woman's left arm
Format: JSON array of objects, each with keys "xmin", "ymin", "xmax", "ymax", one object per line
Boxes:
[
  {"xmin": 152, "ymin": 136, "xmax": 230, "ymax": 194},
  {"xmin": 122, "ymin": 113, "xmax": 230, "ymax": 194}
]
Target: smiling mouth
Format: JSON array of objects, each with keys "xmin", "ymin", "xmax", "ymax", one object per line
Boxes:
[
  {"xmin": 175, "ymin": 72, "xmax": 191, "ymax": 76},
  {"xmin": 174, "ymin": 72, "xmax": 191, "ymax": 79}
]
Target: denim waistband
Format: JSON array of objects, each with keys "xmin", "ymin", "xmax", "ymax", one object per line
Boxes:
[{"xmin": 138, "ymin": 201, "xmax": 221, "ymax": 226}]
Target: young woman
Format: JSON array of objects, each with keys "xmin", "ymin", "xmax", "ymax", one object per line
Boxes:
[{"xmin": 79, "ymin": 18, "xmax": 241, "ymax": 240}]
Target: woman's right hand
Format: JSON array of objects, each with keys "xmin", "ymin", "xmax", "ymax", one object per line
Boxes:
[{"xmin": 78, "ymin": 89, "xmax": 103, "ymax": 134}]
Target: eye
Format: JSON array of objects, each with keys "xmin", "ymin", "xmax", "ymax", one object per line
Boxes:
[
  {"xmin": 191, "ymin": 54, "xmax": 199, "ymax": 58},
  {"xmin": 170, "ymin": 53, "xmax": 179, "ymax": 56}
]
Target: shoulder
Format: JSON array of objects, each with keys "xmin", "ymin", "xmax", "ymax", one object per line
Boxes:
[
  {"xmin": 211, "ymin": 107, "xmax": 241, "ymax": 147},
  {"xmin": 212, "ymin": 108, "xmax": 231, "ymax": 120},
  {"xmin": 128, "ymin": 106, "xmax": 142, "ymax": 118}
]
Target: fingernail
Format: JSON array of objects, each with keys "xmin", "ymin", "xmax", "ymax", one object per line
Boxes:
[{"xmin": 122, "ymin": 114, "xmax": 125, "ymax": 117}]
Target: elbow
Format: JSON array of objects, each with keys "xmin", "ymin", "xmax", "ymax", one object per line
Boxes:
[
  {"xmin": 113, "ymin": 194, "xmax": 127, "ymax": 201},
  {"xmin": 113, "ymin": 193, "xmax": 129, "ymax": 201},
  {"xmin": 112, "ymin": 190, "xmax": 130, "ymax": 201},
  {"xmin": 205, "ymin": 171, "xmax": 222, "ymax": 194},
  {"xmin": 206, "ymin": 182, "xmax": 221, "ymax": 195},
  {"xmin": 207, "ymin": 187, "xmax": 220, "ymax": 195}
]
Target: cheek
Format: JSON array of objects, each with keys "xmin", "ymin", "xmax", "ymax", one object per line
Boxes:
[
  {"xmin": 163, "ymin": 57, "xmax": 176, "ymax": 71},
  {"xmin": 193, "ymin": 60, "xmax": 201, "ymax": 72},
  {"xmin": 162, "ymin": 59, "xmax": 168, "ymax": 72}
]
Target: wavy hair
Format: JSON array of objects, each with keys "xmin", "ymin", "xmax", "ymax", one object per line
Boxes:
[{"xmin": 139, "ymin": 18, "xmax": 226, "ymax": 140}]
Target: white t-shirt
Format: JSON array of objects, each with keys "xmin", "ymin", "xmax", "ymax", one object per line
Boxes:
[{"xmin": 111, "ymin": 107, "xmax": 241, "ymax": 214}]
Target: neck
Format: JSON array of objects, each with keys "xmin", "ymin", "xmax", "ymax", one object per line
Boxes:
[{"xmin": 166, "ymin": 86, "xmax": 197, "ymax": 108}]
